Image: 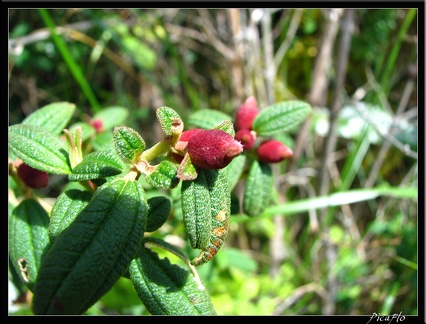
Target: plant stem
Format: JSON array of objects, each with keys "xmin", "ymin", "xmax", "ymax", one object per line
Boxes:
[{"xmin": 141, "ymin": 139, "xmax": 170, "ymax": 162}]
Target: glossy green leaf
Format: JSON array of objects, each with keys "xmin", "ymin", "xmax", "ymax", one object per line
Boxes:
[
  {"xmin": 146, "ymin": 196, "xmax": 172, "ymax": 232},
  {"xmin": 145, "ymin": 160, "xmax": 180, "ymax": 189},
  {"xmin": 22, "ymin": 102, "xmax": 76, "ymax": 136},
  {"xmin": 69, "ymin": 150, "xmax": 127, "ymax": 181},
  {"xmin": 252, "ymin": 100, "xmax": 312, "ymax": 136},
  {"xmin": 93, "ymin": 106, "xmax": 129, "ymax": 130},
  {"xmin": 243, "ymin": 160, "xmax": 273, "ymax": 217},
  {"xmin": 187, "ymin": 109, "xmax": 232, "ymax": 130},
  {"xmin": 129, "ymin": 242, "xmax": 216, "ymax": 315},
  {"xmin": 9, "ymin": 124, "xmax": 71, "ymax": 174},
  {"xmin": 49, "ymin": 189, "xmax": 93, "ymax": 244},
  {"xmin": 113, "ymin": 126, "xmax": 145, "ymax": 163},
  {"xmin": 9, "ymin": 199, "xmax": 51, "ymax": 292},
  {"xmin": 156, "ymin": 106, "xmax": 183, "ymax": 136},
  {"xmin": 32, "ymin": 178, "xmax": 148, "ymax": 315},
  {"xmin": 181, "ymin": 169, "xmax": 211, "ymax": 250}
]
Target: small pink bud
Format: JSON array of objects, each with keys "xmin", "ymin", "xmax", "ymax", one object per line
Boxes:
[
  {"xmin": 17, "ymin": 163, "xmax": 49, "ymax": 189},
  {"xmin": 90, "ymin": 118, "xmax": 104, "ymax": 133},
  {"xmin": 235, "ymin": 129, "xmax": 256, "ymax": 150},
  {"xmin": 257, "ymin": 140, "xmax": 293, "ymax": 163},
  {"xmin": 187, "ymin": 129, "xmax": 243, "ymax": 169},
  {"xmin": 235, "ymin": 96, "xmax": 258, "ymax": 131}
]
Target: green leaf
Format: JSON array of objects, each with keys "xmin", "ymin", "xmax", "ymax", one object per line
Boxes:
[
  {"xmin": 181, "ymin": 169, "xmax": 211, "ymax": 250},
  {"xmin": 214, "ymin": 120, "xmax": 236, "ymax": 137},
  {"xmin": 191, "ymin": 169, "xmax": 231, "ymax": 266},
  {"xmin": 9, "ymin": 199, "xmax": 51, "ymax": 292},
  {"xmin": 91, "ymin": 131, "xmax": 113, "ymax": 151},
  {"xmin": 32, "ymin": 178, "xmax": 148, "ymax": 315},
  {"xmin": 259, "ymin": 186, "xmax": 418, "ymax": 218},
  {"xmin": 93, "ymin": 106, "xmax": 129, "ymax": 130},
  {"xmin": 156, "ymin": 106, "xmax": 183, "ymax": 136},
  {"xmin": 187, "ymin": 109, "xmax": 233, "ymax": 130},
  {"xmin": 224, "ymin": 154, "xmax": 246, "ymax": 191},
  {"xmin": 146, "ymin": 196, "xmax": 172, "ymax": 232},
  {"xmin": 177, "ymin": 153, "xmax": 198, "ymax": 181},
  {"xmin": 69, "ymin": 150, "xmax": 127, "ymax": 181},
  {"xmin": 22, "ymin": 102, "xmax": 76, "ymax": 136},
  {"xmin": 243, "ymin": 160, "xmax": 273, "ymax": 217},
  {"xmin": 252, "ymin": 100, "xmax": 312, "ymax": 136},
  {"xmin": 145, "ymin": 160, "xmax": 180, "ymax": 189},
  {"xmin": 49, "ymin": 189, "xmax": 93, "ymax": 244},
  {"xmin": 113, "ymin": 126, "xmax": 146, "ymax": 163},
  {"xmin": 68, "ymin": 122, "xmax": 95, "ymax": 142},
  {"xmin": 129, "ymin": 242, "xmax": 216, "ymax": 315},
  {"xmin": 9, "ymin": 124, "xmax": 71, "ymax": 174}
]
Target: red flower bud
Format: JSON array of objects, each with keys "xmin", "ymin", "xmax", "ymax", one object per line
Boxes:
[
  {"xmin": 235, "ymin": 129, "xmax": 256, "ymax": 150},
  {"xmin": 90, "ymin": 118, "xmax": 104, "ymax": 133},
  {"xmin": 235, "ymin": 96, "xmax": 258, "ymax": 131},
  {"xmin": 187, "ymin": 129, "xmax": 243, "ymax": 169},
  {"xmin": 17, "ymin": 163, "xmax": 49, "ymax": 189},
  {"xmin": 256, "ymin": 140, "xmax": 293, "ymax": 163},
  {"xmin": 179, "ymin": 128, "xmax": 204, "ymax": 142},
  {"xmin": 172, "ymin": 128, "xmax": 205, "ymax": 163}
]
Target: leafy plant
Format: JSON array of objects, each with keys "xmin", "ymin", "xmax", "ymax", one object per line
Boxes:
[{"xmin": 8, "ymin": 99, "xmax": 311, "ymax": 315}]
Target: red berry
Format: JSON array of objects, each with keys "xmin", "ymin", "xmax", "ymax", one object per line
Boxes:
[
  {"xmin": 187, "ymin": 129, "xmax": 243, "ymax": 169},
  {"xmin": 256, "ymin": 140, "xmax": 293, "ymax": 163},
  {"xmin": 90, "ymin": 118, "xmax": 104, "ymax": 133},
  {"xmin": 17, "ymin": 163, "xmax": 49, "ymax": 189},
  {"xmin": 235, "ymin": 96, "xmax": 258, "ymax": 131},
  {"xmin": 235, "ymin": 129, "xmax": 256, "ymax": 150}
]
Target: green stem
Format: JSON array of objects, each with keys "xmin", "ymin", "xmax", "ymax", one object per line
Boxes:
[
  {"xmin": 141, "ymin": 140, "xmax": 170, "ymax": 162},
  {"xmin": 38, "ymin": 9, "xmax": 102, "ymax": 113}
]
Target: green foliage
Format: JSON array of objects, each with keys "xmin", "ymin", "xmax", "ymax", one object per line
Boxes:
[
  {"xmin": 188, "ymin": 109, "xmax": 233, "ymax": 130},
  {"xmin": 22, "ymin": 102, "xmax": 76, "ymax": 135},
  {"xmin": 32, "ymin": 178, "xmax": 148, "ymax": 315},
  {"xmin": 129, "ymin": 240, "xmax": 216, "ymax": 315},
  {"xmin": 113, "ymin": 126, "xmax": 146, "ymax": 163},
  {"xmin": 252, "ymin": 100, "xmax": 312, "ymax": 136},
  {"xmin": 69, "ymin": 150, "xmax": 127, "ymax": 181},
  {"xmin": 8, "ymin": 8, "xmax": 417, "ymax": 316},
  {"xmin": 181, "ymin": 170, "xmax": 212, "ymax": 250},
  {"xmin": 9, "ymin": 124, "xmax": 71, "ymax": 174},
  {"xmin": 9, "ymin": 199, "xmax": 51, "ymax": 292},
  {"xmin": 243, "ymin": 160, "xmax": 273, "ymax": 217}
]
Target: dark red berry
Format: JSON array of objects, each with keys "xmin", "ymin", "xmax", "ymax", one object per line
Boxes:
[
  {"xmin": 235, "ymin": 96, "xmax": 258, "ymax": 131},
  {"xmin": 17, "ymin": 163, "xmax": 49, "ymax": 189},
  {"xmin": 235, "ymin": 129, "xmax": 256, "ymax": 150},
  {"xmin": 257, "ymin": 140, "xmax": 293, "ymax": 163},
  {"xmin": 187, "ymin": 129, "xmax": 243, "ymax": 169}
]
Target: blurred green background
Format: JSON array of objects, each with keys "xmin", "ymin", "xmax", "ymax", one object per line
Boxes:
[{"xmin": 8, "ymin": 8, "xmax": 418, "ymax": 315}]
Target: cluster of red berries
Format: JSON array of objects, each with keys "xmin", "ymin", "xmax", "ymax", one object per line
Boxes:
[{"xmin": 234, "ymin": 96, "xmax": 293, "ymax": 163}]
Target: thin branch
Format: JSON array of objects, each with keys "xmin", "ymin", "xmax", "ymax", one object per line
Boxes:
[
  {"xmin": 364, "ymin": 79, "xmax": 416, "ymax": 188},
  {"xmin": 273, "ymin": 9, "xmax": 303, "ymax": 67}
]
